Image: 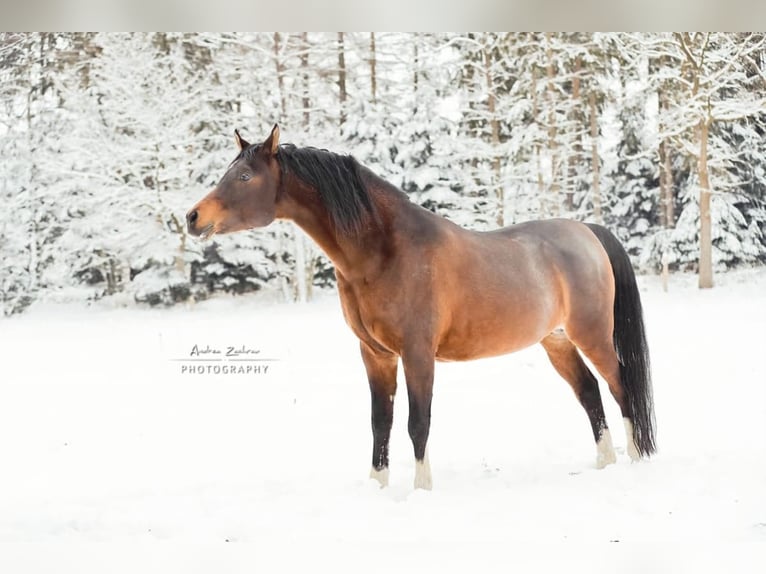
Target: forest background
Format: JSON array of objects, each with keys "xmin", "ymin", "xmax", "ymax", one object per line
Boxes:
[{"xmin": 1, "ymin": 32, "xmax": 764, "ymax": 314}]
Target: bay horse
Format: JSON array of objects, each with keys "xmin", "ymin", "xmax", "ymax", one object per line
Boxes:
[{"xmin": 186, "ymin": 125, "xmax": 656, "ymax": 490}]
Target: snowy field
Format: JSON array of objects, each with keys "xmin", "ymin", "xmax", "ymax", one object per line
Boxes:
[{"xmin": 1, "ymin": 268, "xmax": 765, "ymax": 571}]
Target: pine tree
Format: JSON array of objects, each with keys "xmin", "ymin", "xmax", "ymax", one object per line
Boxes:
[
  {"xmin": 605, "ymin": 44, "xmax": 660, "ymax": 261},
  {"xmin": 2, "ymin": 33, "xmax": 766, "ymax": 314}
]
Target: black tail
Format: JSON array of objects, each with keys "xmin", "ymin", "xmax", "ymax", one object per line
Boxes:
[{"xmin": 586, "ymin": 223, "xmax": 656, "ymax": 457}]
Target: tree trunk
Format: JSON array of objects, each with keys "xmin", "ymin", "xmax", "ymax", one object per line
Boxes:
[
  {"xmin": 698, "ymin": 116, "xmax": 713, "ymax": 288},
  {"xmin": 658, "ymin": 137, "xmax": 669, "ymax": 228},
  {"xmin": 545, "ymin": 33, "xmax": 560, "ymax": 216},
  {"xmin": 169, "ymin": 213, "xmax": 186, "ymax": 277},
  {"xmin": 589, "ymin": 89, "xmax": 602, "ymax": 222},
  {"xmin": 531, "ymin": 65, "xmax": 545, "ymax": 213},
  {"xmin": 658, "ymin": 80, "xmax": 674, "ymax": 228},
  {"xmin": 299, "ymin": 32, "xmax": 313, "ymax": 301},
  {"xmin": 566, "ymin": 55, "xmax": 582, "ymax": 214},
  {"xmin": 370, "ymin": 33, "xmax": 377, "ymax": 104},
  {"xmin": 676, "ymin": 32, "xmax": 715, "ymax": 289},
  {"xmin": 412, "ymin": 35, "xmax": 420, "ymax": 113},
  {"xmin": 25, "ymin": 34, "xmax": 44, "ymax": 292},
  {"xmin": 663, "ymin": 138, "xmax": 674, "ymax": 227},
  {"xmin": 273, "ymin": 33, "xmax": 287, "ymax": 119},
  {"xmin": 483, "ymin": 44, "xmax": 503, "ymax": 227},
  {"xmin": 274, "ymin": 33, "xmax": 308, "ymax": 302},
  {"xmin": 293, "ymin": 228, "xmax": 309, "ymax": 303},
  {"xmin": 300, "ymin": 32, "xmax": 310, "ymax": 128},
  {"xmin": 337, "ymin": 32, "xmax": 347, "ymax": 130}
]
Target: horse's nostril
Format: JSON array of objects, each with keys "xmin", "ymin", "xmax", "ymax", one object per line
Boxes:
[{"xmin": 187, "ymin": 209, "xmax": 199, "ymax": 227}]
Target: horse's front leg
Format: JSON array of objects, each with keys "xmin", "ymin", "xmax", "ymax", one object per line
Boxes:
[
  {"xmin": 360, "ymin": 341, "xmax": 398, "ymax": 488},
  {"xmin": 401, "ymin": 344, "xmax": 435, "ymax": 490}
]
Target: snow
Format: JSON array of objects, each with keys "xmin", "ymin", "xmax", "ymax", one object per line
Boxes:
[{"xmin": 1, "ymin": 268, "xmax": 765, "ymax": 569}]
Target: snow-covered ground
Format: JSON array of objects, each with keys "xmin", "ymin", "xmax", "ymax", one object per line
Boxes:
[{"xmin": 1, "ymin": 269, "xmax": 765, "ymax": 571}]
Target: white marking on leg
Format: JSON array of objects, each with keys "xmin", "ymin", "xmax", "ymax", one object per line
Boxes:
[
  {"xmin": 369, "ymin": 466, "xmax": 389, "ymax": 488},
  {"xmin": 596, "ymin": 429, "xmax": 617, "ymax": 469},
  {"xmin": 414, "ymin": 449, "xmax": 433, "ymax": 490},
  {"xmin": 624, "ymin": 418, "xmax": 640, "ymax": 462}
]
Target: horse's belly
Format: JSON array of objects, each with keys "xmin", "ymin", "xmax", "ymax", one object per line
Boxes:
[{"xmin": 435, "ymin": 320, "xmax": 551, "ymax": 362}]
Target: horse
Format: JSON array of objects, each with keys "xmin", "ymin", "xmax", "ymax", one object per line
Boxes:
[{"xmin": 186, "ymin": 125, "xmax": 656, "ymax": 490}]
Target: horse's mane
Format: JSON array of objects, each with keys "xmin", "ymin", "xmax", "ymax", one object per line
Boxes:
[{"xmin": 242, "ymin": 143, "xmax": 377, "ymax": 236}]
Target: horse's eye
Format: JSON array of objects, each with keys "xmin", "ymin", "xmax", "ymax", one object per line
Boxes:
[{"xmin": 240, "ymin": 172, "xmax": 251, "ymax": 182}]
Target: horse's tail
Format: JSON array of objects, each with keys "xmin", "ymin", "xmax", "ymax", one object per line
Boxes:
[{"xmin": 586, "ymin": 223, "xmax": 656, "ymax": 457}]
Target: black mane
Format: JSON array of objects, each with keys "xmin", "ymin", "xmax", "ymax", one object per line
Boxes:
[{"xmin": 243, "ymin": 143, "xmax": 377, "ymax": 236}]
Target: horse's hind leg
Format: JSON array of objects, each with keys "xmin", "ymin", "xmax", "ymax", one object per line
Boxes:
[
  {"xmin": 573, "ymin": 338, "xmax": 641, "ymax": 462},
  {"xmin": 541, "ymin": 331, "xmax": 616, "ymax": 468}
]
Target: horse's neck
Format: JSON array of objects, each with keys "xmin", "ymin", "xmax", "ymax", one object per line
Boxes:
[{"xmin": 278, "ymin": 175, "xmax": 396, "ymax": 278}]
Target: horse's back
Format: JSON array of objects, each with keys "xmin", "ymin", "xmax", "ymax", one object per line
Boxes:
[
  {"xmin": 496, "ymin": 218, "xmax": 615, "ymax": 310},
  {"xmin": 496, "ymin": 219, "xmax": 612, "ymax": 280}
]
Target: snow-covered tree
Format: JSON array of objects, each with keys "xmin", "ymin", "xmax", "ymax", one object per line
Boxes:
[
  {"xmin": 605, "ymin": 44, "xmax": 661, "ymax": 260},
  {"xmin": 659, "ymin": 33, "xmax": 766, "ymax": 286},
  {"xmin": 2, "ymin": 32, "xmax": 766, "ymax": 315}
]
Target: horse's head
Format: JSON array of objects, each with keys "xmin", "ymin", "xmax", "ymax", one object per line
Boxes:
[{"xmin": 187, "ymin": 124, "xmax": 281, "ymax": 240}]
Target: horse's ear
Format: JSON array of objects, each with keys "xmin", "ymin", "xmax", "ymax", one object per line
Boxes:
[
  {"xmin": 234, "ymin": 129, "xmax": 250, "ymax": 152},
  {"xmin": 263, "ymin": 124, "xmax": 280, "ymax": 156}
]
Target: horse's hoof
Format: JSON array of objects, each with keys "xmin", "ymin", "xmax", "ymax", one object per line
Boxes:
[
  {"xmin": 623, "ymin": 418, "xmax": 641, "ymax": 462},
  {"xmin": 413, "ymin": 455, "xmax": 433, "ymax": 490},
  {"xmin": 596, "ymin": 429, "xmax": 617, "ymax": 469},
  {"xmin": 413, "ymin": 475, "xmax": 433, "ymax": 490},
  {"xmin": 370, "ymin": 467, "xmax": 389, "ymax": 488},
  {"xmin": 596, "ymin": 451, "xmax": 617, "ymax": 469}
]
